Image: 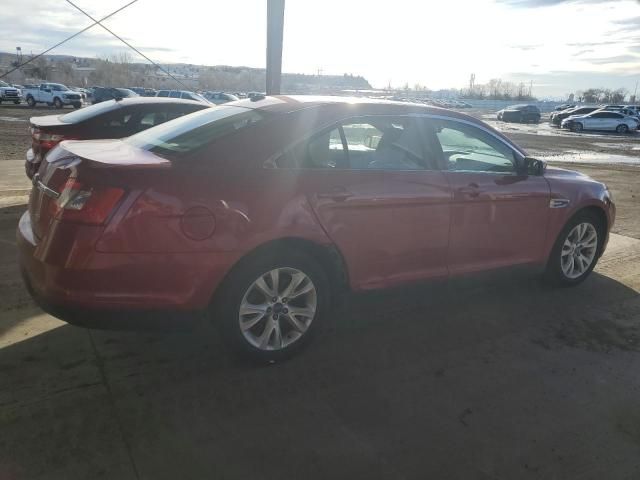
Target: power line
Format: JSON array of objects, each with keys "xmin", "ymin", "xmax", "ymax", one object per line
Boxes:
[
  {"xmin": 65, "ymin": 0, "xmax": 190, "ymax": 90},
  {"xmin": 0, "ymin": 0, "xmax": 138, "ymax": 80}
]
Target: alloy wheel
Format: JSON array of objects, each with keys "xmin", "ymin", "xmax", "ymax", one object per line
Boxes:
[
  {"xmin": 560, "ymin": 222, "xmax": 598, "ymax": 279},
  {"xmin": 238, "ymin": 267, "xmax": 317, "ymax": 351}
]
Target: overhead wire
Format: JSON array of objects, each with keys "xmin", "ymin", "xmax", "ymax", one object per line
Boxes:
[
  {"xmin": 65, "ymin": 0, "xmax": 190, "ymax": 90},
  {"xmin": 0, "ymin": 0, "xmax": 139, "ymax": 79}
]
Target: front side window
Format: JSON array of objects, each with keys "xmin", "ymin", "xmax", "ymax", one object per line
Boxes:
[
  {"xmin": 169, "ymin": 91, "xmax": 181, "ymax": 98},
  {"xmin": 432, "ymin": 119, "xmax": 516, "ymax": 173},
  {"xmin": 157, "ymin": 90, "xmax": 169, "ymax": 97}
]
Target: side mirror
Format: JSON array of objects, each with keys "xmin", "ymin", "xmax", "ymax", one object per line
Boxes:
[{"xmin": 517, "ymin": 156, "xmax": 546, "ymax": 176}]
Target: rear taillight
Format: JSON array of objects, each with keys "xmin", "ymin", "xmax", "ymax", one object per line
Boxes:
[
  {"xmin": 31, "ymin": 128, "xmax": 70, "ymax": 149},
  {"xmin": 50, "ymin": 178, "xmax": 125, "ymax": 225}
]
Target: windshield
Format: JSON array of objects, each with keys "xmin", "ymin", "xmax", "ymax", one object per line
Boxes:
[
  {"xmin": 60, "ymin": 100, "xmax": 120, "ymax": 123},
  {"xmin": 114, "ymin": 88, "xmax": 138, "ymax": 97},
  {"xmin": 125, "ymin": 105, "xmax": 264, "ymax": 157}
]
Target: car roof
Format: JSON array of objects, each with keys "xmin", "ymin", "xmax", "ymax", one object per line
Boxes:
[
  {"xmin": 228, "ymin": 94, "xmax": 456, "ymax": 115},
  {"xmin": 102, "ymin": 97, "xmax": 205, "ymax": 107}
]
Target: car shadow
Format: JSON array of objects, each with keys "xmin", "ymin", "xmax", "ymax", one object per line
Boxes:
[{"xmin": 1, "ymin": 262, "xmax": 639, "ymax": 478}]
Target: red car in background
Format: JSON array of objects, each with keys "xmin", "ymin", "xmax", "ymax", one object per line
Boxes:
[
  {"xmin": 25, "ymin": 97, "xmax": 209, "ymax": 178},
  {"xmin": 18, "ymin": 96, "xmax": 615, "ymax": 361}
]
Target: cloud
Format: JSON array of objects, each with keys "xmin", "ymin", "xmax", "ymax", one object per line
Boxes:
[
  {"xmin": 510, "ymin": 44, "xmax": 542, "ymax": 51},
  {"xmin": 584, "ymin": 54, "xmax": 640, "ymax": 64},
  {"xmin": 612, "ymin": 16, "xmax": 640, "ymax": 31},
  {"xmin": 574, "ymin": 49, "xmax": 595, "ymax": 56},
  {"xmin": 496, "ymin": 0, "xmax": 610, "ymax": 7},
  {"xmin": 567, "ymin": 40, "xmax": 619, "ymax": 47}
]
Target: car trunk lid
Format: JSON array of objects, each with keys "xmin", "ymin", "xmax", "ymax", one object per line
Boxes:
[{"xmin": 29, "ymin": 140, "xmax": 169, "ymax": 240}]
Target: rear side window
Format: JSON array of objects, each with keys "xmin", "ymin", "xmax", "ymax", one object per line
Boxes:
[
  {"xmin": 60, "ymin": 100, "xmax": 119, "ymax": 123},
  {"xmin": 125, "ymin": 105, "xmax": 264, "ymax": 158},
  {"xmin": 275, "ymin": 116, "xmax": 426, "ymax": 170}
]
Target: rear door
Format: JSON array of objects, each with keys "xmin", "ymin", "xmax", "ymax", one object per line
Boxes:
[
  {"xmin": 425, "ymin": 117, "xmax": 550, "ymax": 274},
  {"xmin": 283, "ymin": 116, "xmax": 452, "ymax": 289}
]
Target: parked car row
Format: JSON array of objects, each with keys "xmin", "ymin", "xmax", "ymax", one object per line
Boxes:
[
  {"xmin": 551, "ymin": 104, "xmax": 639, "ymax": 133},
  {"xmin": 18, "ymin": 95, "xmax": 615, "ymax": 361}
]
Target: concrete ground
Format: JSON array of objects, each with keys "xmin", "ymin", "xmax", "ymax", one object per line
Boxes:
[{"xmin": 1, "ymin": 104, "xmax": 640, "ymax": 479}]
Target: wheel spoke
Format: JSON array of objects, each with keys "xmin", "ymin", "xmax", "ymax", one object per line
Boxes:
[
  {"xmin": 254, "ymin": 276, "xmax": 273, "ymax": 298},
  {"xmin": 258, "ymin": 319, "xmax": 276, "ymax": 349},
  {"xmin": 287, "ymin": 305, "xmax": 315, "ymax": 318},
  {"xmin": 280, "ymin": 272, "xmax": 306, "ymax": 299},
  {"xmin": 239, "ymin": 302, "xmax": 268, "ymax": 316},
  {"xmin": 240, "ymin": 313, "xmax": 266, "ymax": 331},
  {"xmin": 568, "ymin": 255, "xmax": 575, "ymax": 276},
  {"xmin": 288, "ymin": 281, "xmax": 315, "ymax": 299},
  {"xmin": 269, "ymin": 269, "xmax": 280, "ymax": 297},
  {"xmin": 272, "ymin": 321, "xmax": 283, "ymax": 349},
  {"xmin": 283, "ymin": 313, "xmax": 308, "ymax": 333}
]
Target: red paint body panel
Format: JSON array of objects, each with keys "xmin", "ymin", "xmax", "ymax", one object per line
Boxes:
[{"xmin": 17, "ymin": 97, "xmax": 616, "ymax": 320}]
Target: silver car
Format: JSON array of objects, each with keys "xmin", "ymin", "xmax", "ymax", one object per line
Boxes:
[{"xmin": 561, "ymin": 110, "xmax": 639, "ymax": 133}]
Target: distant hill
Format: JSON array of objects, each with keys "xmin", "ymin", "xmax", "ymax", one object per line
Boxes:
[{"xmin": 0, "ymin": 51, "xmax": 372, "ymax": 93}]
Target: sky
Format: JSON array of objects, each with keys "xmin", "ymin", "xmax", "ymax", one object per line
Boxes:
[{"xmin": 1, "ymin": 0, "xmax": 639, "ymax": 98}]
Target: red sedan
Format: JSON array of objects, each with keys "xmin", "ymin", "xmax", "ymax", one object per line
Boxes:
[{"xmin": 17, "ymin": 96, "xmax": 615, "ymax": 361}]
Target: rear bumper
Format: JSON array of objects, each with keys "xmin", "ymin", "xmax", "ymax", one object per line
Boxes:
[{"xmin": 17, "ymin": 210, "xmax": 236, "ymax": 326}]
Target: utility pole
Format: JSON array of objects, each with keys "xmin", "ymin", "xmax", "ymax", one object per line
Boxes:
[{"xmin": 266, "ymin": 0, "xmax": 285, "ymax": 95}]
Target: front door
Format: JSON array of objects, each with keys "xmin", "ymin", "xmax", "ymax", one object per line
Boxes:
[
  {"xmin": 289, "ymin": 116, "xmax": 452, "ymax": 290},
  {"xmin": 426, "ymin": 117, "xmax": 550, "ymax": 274}
]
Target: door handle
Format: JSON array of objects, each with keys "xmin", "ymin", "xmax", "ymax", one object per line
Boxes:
[
  {"xmin": 317, "ymin": 189, "xmax": 353, "ymax": 201},
  {"xmin": 457, "ymin": 183, "xmax": 481, "ymax": 198}
]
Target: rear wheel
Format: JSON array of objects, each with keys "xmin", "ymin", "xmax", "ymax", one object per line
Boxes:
[
  {"xmin": 616, "ymin": 124, "xmax": 629, "ymax": 134},
  {"xmin": 545, "ymin": 211, "xmax": 603, "ymax": 286},
  {"xmin": 26, "ymin": 96, "xmax": 35, "ymax": 107},
  {"xmin": 213, "ymin": 250, "xmax": 329, "ymax": 362},
  {"xmin": 53, "ymin": 97, "xmax": 62, "ymax": 109}
]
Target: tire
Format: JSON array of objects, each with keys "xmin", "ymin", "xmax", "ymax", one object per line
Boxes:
[
  {"xmin": 616, "ymin": 124, "xmax": 629, "ymax": 134},
  {"xmin": 26, "ymin": 96, "xmax": 35, "ymax": 107},
  {"xmin": 544, "ymin": 211, "xmax": 604, "ymax": 287},
  {"xmin": 571, "ymin": 122, "xmax": 583, "ymax": 132},
  {"xmin": 72, "ymin": 103, "xmax": 81, "ymax": 109},
  {"xmin": 53, "ymin": 97, "xmax": 63, "ymax": 109},
  {"xmin": 213, "ymin": 249, "xmax": 330, "ymax": 362},
  {"xmin": 13, "ymin": 100, "xmax": 20, "ymax": 105}
]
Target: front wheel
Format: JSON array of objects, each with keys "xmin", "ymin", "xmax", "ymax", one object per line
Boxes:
[
  {"xmin": 26, "ymin": 96, "xmax": 35, "ymax": 107},
  {"xmin": 213, "ymin": 251, "xmax": 329, "ymax": 362},
  {"xmin": 53, "ymin": 97, "xmax": 63, "ymax": 109},
  {"xmin": 13, "ymin": 100, "xmax": 20, "ymax": 105},
  {"xmin": 616, "ymin": 124, "xmax": 629, "ymax": 134},
  {"xmin": 545, "ymin": 212, "xmax": 603, "ymax": 286},
  {"xmin": 571, "ymin": 122, "xmax": 583, "ymax": 132}
]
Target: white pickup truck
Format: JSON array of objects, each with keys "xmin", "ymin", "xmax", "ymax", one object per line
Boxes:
[
  {"xmin": 23, "ymin": 83, "xmax": 83, "ymax": 109},
  {"xmin": 0, "ymin": 80, "xmax": 21, "ymax": 104}
]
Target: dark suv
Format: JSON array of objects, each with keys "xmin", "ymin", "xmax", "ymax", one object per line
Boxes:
[
  {"xmin": 92, "ymin": 87, "xmax": 139, "ymax": 104},
  {"xmin": 496, "ymin": 105, "xmax": 541, "ymax": 123}
]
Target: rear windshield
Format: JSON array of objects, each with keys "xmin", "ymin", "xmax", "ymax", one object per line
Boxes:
[
  {"xmin": 124, "ymin": 105, "xmax": 265, "ymax": 158},
  {"xmin": 60, "ymin": 100, "xmax": 120, "ymax": 123}
]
